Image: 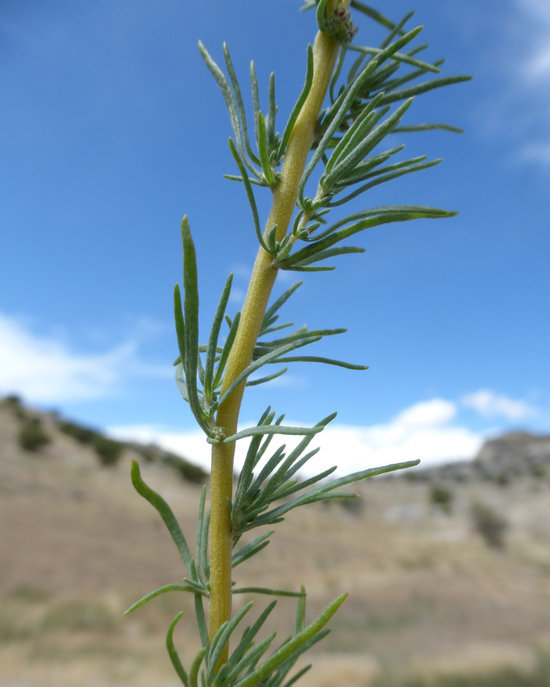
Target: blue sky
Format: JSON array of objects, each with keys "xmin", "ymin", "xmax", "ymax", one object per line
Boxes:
[{"xmin": 1, "ymin": 0, "xmax": 549, "ymax": 474}]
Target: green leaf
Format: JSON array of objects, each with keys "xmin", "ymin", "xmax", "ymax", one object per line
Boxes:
[
  {"xmin": 261, "ymin": 282, "xmax": 302, "ymax": 335},
  {"xmin": 298, "ymin": 56, "xmax": 380, "ymax": 205},
  {"xmin": 282, "ymin": 665, "xmax": 312, "ymax": 687},
  {"xmin": 376, "ymin": 13, "xmax": 412, "ymax": 54},
  {"xmin": 166, "ymin": 612, "xmax": 189, "ymax": 687},
  {"xmin": 393, "ymin": 122, "xmax": 464, "ymax": 133},
  {"xmin": 190, "ymin": 647, "xmax": 207, "ymax": 687},
  {"xmin": 233, "ymin": 407, "xmax": 276, "ymax": 507},
  {"xmin": 266, "ymin": 71, "xmax": 278, "ymax": 149},
  {"xmin": 195, "ymin": 485, "xmax": 208, "ymax": 576},
  {"xmin": 279, "ymin": 264, "xmax": 336, "ymax": 273},
  {"xmin": 218, "ymin": 631, "xmax": 277, "ymax": 687},
  {"xmin": 330, "ymin": 157, "xmax": 443, "ymax": 206},
  {"xmin": 274, "ymin": 354, "xmax": 368, "ymax": 370},
  {"xmin": 175, "ymin": 361, "xmax": 190, "ymax": 403},
  {"xmin": 346, "ymin": 42, "xmax": 441, "ymax": 73},
  {"xmin": 323, "ymin": 97, "xmax": 415, "ymax": 190},
  {"xmin": 296, "ymin": 587, "xmax": 306, "ymax": 633},
  {"xmin": 281, "ymin": 245, "xmax": 365, "ymax": 270},
  {"xmin": 323, "ymin": 92, "xmax": 387, "ymax": 178},
  {"xmin": 177, "ymin": 217, "xmax": 212, "ymax": 434},
  {"xmin": 198, "ymin": 41, "xmax": 261, "ymax": 178},
  {"xmin": 378, "ymin": 74, "xmax": 473, "ymax": 105},
  {"xmin": 261, "ymin": 414, "xmax": 335, "ymax": 490},
  {"xmin": 223, "ymin": 173, "xmax": 266, "ymax": 186},
  {"xmin": 204, "ymin": 274, "xmax": 234, "ymax": 398},
  {"xmin": 327, "ymin": 145, "xmax": 405, "ymax": 189},
  {"xmin": 278, "ymin": 44, "xmax": 314, "ymax": 158},
  {"xmin": 216, "ymin": 335, "xmax": 321, "ymax": 410},
  {"xmin": 253, "ymin": 442, "xmax": 288, "ymax": 489},
  {"xmin": 263, "ymin": 449, "xmax": 320, "ymax": 503},
  {"xmin": 125, "ymin": 584, "xmax": 196, "ymax": 615},
  {"xmin": 194, "ymin": 593, "xmax": 209, "ymax": 650},
  {"xmin": 232, "ymin": 531, "xmax": 274, "ymax": 568},
  {"xmin": 182, "ymin": 572, "xmax": 208, "ymax": 596},
  {"xmin": 173, "ymin": 285, "xmax": 186, "ymax": 369},
  {"xmin": 254, "ymin": 326, "xmax": 346, "ymax": 358},
  {"xmin": 228, "ymin": 139, "xmax": 270, "ymax": 254},
  {"xmin": 233, "ymin": 587, "xmax": 306, "ymax": 598},
  {"xmin": 223, "ymin": 43, "xmax": 261, "ymax": 168},
  {"xmin": 322, "ymin": 23, "xmax": 422, "ymax": 121},
  {"xmin": 280, "ymin": 205, "xmax": 457, "ymax": 268},
  {"xmin": 246, "ymin": 367, "xmax": 288, "ymax": 387},
  {"xmin": 207, "ymin": 602, "xmax": 255, "ymax": 683},
  {"xmin": 220, "ymin": 601, "xmax": 276, "ymax": 679},
  {"xmin": 231, "ymin": 594, "xmax": 347, "ymax": 687},
  {"xmin": 329, "ymin": 45, "xmax": 347, "ymax": 103},
  {"xmin": 250, "ymin": 60, "xmax": 261, "ymax": 148},
  {"xmin": 257, "ymin": 111, "xmax": 276, "ymax": 187},
  {"xmin": 221, "ymin": 421, "xmax": 324, "ymax": 444},
  {"xmin": 130, "ymin": 460, "xmax": 193, "ymax": 575},
  {"xmin": 376, "ymin": 58, "xmax": 446, "ymax": 96},
  {"xmin": 212, "ymin": 311, "xmax": 241, "ymax": 390},
  {"xmin": 350, "ymin": 1, "xmax": 403, "ymax": 32},
  {"xmin": 290, "ymin": 459, "xmax": 421, "ymax": 508}
]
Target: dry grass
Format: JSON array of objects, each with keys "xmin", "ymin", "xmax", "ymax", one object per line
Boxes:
[{"xmin": 2, "ymin": 400, "xmax": 550, "ymax": 685}]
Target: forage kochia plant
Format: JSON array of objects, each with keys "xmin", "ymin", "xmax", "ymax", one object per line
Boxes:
[{"xmin": 125, "ymin": 2, "xmax": 471, "ymax": 685}]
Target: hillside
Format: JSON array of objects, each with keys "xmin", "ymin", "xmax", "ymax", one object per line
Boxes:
[{"xmin": 1, "ymin": 396, "xmax": 550, "ymax": 687}]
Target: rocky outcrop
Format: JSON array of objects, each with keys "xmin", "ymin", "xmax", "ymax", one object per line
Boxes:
[
  {"xmin": 473, "ymin": 432, "xmax": 550, "ymax": 479},
  {"xmin": 408, "ymin": 431, "xmax": 550, "ymax": 483}
]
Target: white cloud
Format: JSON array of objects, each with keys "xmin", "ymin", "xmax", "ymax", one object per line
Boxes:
[
  {"xmin": 506, "ymin": 0, "xmax": 550, "ymax": 165},
  {"xmin": 525, "ymin": 45, "xmax": 550, "ymax": 81},
  {"xmin": 466, "ymin": 0, "xmax": 550, "ymax": 167},
  {"xmin": 461, "ymin": 389, "xmax": 537, "ymax": 421},
  {"xmin": 109, "ymin": 398, "xmax": 485, "ymax": 477},
  {"xmin": 509, "ymin": 0, "xmax": 550, "ymax": 81},
  {"xmin": 0, "ymin": 312, "xmax": 170, "ymax": 404},
  {"xmin": 519, "ymin": 141, "xmax": 550, "ymax": 166},
  {"xmin": 109, "ymin": 424, "xmax": 212, "ymax": 469}
]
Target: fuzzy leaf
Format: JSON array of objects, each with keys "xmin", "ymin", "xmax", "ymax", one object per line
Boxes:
[
  {"xmin": 166, "ymin": 612, "xmax": 189, "ymax": 687},
  {"xmin": 130, "ymin": 461, "xmax": 193, "ymax": 575},
  {"xmin": 231, "ymin": 594, "xmax": 347, "ymax": 687}
]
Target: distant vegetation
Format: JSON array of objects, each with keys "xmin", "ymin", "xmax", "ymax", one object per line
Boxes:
[
  {"xmin": 471, "ymin": 501, "xmax": 509, "ymax": 550},
  {"xmin": 428, "ymin": 482, "xmax": 454, "ymax": 514},
  {"xmin": 2, "ymin": 395, "xmax": 207, "ymax": 483},
  {"xmin": 57, "ymin": 419, "xmax": 98, "ymax": 446},
  {"xmin": 17, "ymin": 417, "xmax": 51, "ymax": 452}
]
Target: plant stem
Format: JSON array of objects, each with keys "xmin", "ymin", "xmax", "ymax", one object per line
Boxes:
[{"xmin": 208, "ymin": 0, "xmax": 347, "ymax": 657}]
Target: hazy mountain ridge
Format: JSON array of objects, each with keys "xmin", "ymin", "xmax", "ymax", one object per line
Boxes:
[
  {"xmin": 0, "ymin": 394, "xmax": 207, "ymax": 484},
  {"xmin": 4, "ymin": 392, "xmax": 550, "ymax": 486},
  {"xmin": 407, "ymin": 431, "xmax": 550, "ymax": 485}
]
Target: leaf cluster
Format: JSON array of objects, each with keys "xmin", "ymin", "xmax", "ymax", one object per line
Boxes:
[
  {"xmin": 201, "ymin": 5, "xmax": 470, "ymax": 273},
  {"xmin": 199, "ymin": 39, "xmax": 315, "ymax": 190},
  {"xmin": 174, "ymin": 221, "xmax": 366, "ymax": 442},
  {"xmin": 128, "ymin": 441, "xmax": 417, "ymax": 687},
  {"xmin": 230, "ymin": 406, "xmax": 419, "ymax": 541}
]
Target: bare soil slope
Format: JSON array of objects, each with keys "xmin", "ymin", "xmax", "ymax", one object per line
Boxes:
[{"xmin": 2, "ymin": 398, "xmax": 550, "ymax": 686}]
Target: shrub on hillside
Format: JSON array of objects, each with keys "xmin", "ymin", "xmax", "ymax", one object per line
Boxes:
[
  {"xmin": 4, "ymin": 394, "xmax": 27, "ymax": 420},
  {"xmin": 17, "ymin": 417, "xmax": 51, "ymax": 452},
  {"xmin": 57, "ymin": 419, "xmax": 97, "ymax": 445},
  {"xmin": 162, "ymin": 451, "xmax": 207, "ymax": 483},
  {"xmin": 93, "ymin": 436, "xmax": 123, "ymax": 466},
  {"xmin": 429, "ymin": 482, "xmax": 454, "ymax": 514},
  {"xmin": 471, "ymin": 501, "xmax": 508, "ymax": 549}
]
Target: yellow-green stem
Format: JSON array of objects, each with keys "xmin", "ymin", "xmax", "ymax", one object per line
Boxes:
[{"xmin": 207, "ymin": 1, "xmax": 347, "ymax": 660}]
